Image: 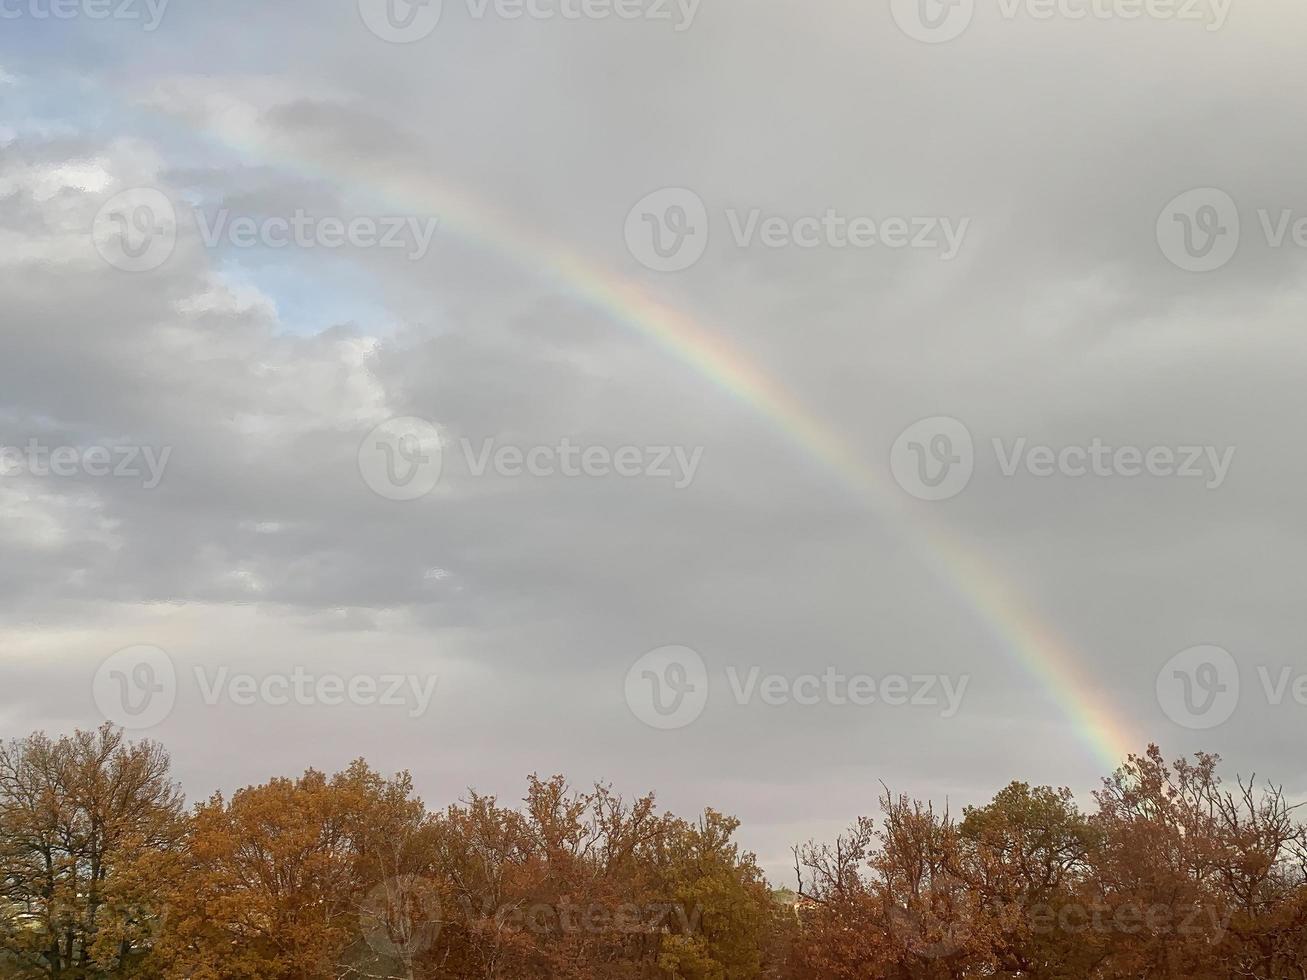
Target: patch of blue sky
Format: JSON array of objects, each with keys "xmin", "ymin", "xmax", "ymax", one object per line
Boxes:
[
  {"xmin": 210, "ymin": 248, "xmax": 405, "ymax": 340},
  {"xmin": 0, "ymin": 1, "xmax": 314, "ymax": 83}
]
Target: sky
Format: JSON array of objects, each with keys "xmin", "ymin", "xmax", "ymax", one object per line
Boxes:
[{"xmin": 1, "ymin": 0, "xmax": 1306, "ymax": 883}]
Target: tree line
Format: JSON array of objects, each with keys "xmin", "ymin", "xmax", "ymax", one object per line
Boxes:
[{"xmin": 0, "ymin": 724, "xmax": 1303, "ymax": 978}]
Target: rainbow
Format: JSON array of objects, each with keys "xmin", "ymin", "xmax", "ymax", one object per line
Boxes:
[{"xmin": 196, "ymin": 114, "xmax": 1137, "ymax": 773}]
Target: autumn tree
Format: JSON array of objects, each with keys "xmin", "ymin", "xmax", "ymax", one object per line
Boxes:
[
  {"xmin": 1092, "ymin": 746, "xmax": 1307, "ymax": 980},
  {"xmin": 957, "ymin": 782, "xmax": 1105, "ymax": 979},
  {"xmin": 0, "ymin": 724, "xmax": 185, "ymax": 978},
  {"xmin": 790, "ymin": 792, "xmax": 993, "ymax": 979},
  {"xmin": 8, "ymin": 724, "xmax": 1306, "ymax": 980},
  {"xmin": 160, "ymin": 760, "xmax": 429, "ymax": 980},
  {"xmin": 412, "ymin": 776, "xmax": 775, "ymax": 979}
]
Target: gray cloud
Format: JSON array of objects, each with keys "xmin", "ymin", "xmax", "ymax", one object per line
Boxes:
[{"xmin": 2, "ymin": 1, "xmax": 1306, "ymax": 882}]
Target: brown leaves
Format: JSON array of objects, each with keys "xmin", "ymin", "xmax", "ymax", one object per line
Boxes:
[{"xmin": 6, "ymin": 731, "xmax": 1305, "ymax": 980}]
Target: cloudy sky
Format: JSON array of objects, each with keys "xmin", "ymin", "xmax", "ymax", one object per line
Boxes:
[{"xmin": 2, "ymin": 0, "xmax": 1305, "ymax": 881}]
